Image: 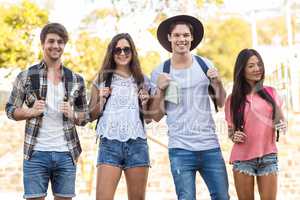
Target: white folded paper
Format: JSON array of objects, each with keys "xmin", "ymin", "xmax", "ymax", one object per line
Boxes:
[{"xmin": 165, "ymin": 80, "xmax": 180, "ymax": 104}]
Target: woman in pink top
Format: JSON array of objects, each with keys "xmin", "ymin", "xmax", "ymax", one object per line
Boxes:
[{"xmin": 225, "ymin": 49, "xmax": 286, "ymax": 200}]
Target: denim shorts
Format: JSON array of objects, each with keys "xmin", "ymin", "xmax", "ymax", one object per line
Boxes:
[
  {"xmin": 23, "ymin": 151, "xmax": 76, "ymax": 199},
  {"xmin": 233, "ymin": 153, "xmax": 278, "ymax": 176},
  {"xmin": 97, "ymin": 137, "xmax": 150, "ymax": 169}
]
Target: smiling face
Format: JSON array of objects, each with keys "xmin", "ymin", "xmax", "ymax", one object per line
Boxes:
[
  {"xmin": 42, "ymin": 33, "xmax": 65, "ymax": 62},
  {"xmin": 244, "ymin": 55, "xmax": 264, "ymax": 86},
  {"xmin": 168, "ymin": 24, "xmax": 193, "ymax": 55},
  {"xmin": 113, "ymin": 38, "xmax": 132, "ymax": 68}
]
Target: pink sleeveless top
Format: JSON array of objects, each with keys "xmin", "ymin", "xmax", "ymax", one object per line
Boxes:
[{"xmin": 225, "ymin": 86, "xmax": 283, "ymax": 163}]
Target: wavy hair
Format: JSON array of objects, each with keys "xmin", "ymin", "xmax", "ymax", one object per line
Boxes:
[{"xmin": 95, "ymin": 33, "xmax": 144, "ymax": 87}]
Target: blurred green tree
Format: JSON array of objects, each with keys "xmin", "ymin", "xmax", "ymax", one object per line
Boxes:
[
  {"xmin": 139, "ymin": 51, "xmax": 161, "ymax": 76},
  {"xmin": 197, "ymin": 17, "xmax": 252, "ymax": 81},
  {"xmin": 64, "ymin": 32, "xmax": 109, "ymax": 87},
  {"xmin": 0, "ymin": 0, "xmax": 48, "ymax": 69},
  {"xmin": 257, "ymin": 16, "xmax": 287, "ymax": 46}
]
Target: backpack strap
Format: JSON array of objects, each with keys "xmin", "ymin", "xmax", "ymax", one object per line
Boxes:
[
  {"xmin": 63, "ymin": 67, "xmax": 74, "ymax": 101},
  {"xmin": 162, "ymin": 56, "xmax": 218, "ymax": 112},
  {"xmin": 194, "ymin": 56, "xmax": 218, "ymax": 112},
  {"xmin": 163, "ymin": 59, "xmax": 171, "ymax": 73},
  {"xmin": 95, "ymin": 73, "xmax": 113, "ymax": 130},
  {"xmin": 138, "ymin": 97, "xmax": 145, "ymax": 127},
  {"xmin": 27, "ymin": 64, "xmax": 41, "ymax": 107}
]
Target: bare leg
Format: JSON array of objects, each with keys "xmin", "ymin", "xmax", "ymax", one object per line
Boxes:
[
  {"xmin": 257, "ymin": 174, "xmax": 277, "ymax": 200},
  {"xmin": 124, "ymin": 166, "xmax": 149, "ymax": 200},
  {"xmin": 96, "ymin": 164, "xmax": 122, "ymax": 200},
  {"xmin": 233, "ymin": 170, "xmax": 255, "ymax": 200}
]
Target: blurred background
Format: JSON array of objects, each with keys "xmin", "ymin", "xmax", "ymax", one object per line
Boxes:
[{"xmin": 0, "ymin": 0, "xmax": 300, "ymax": 199}]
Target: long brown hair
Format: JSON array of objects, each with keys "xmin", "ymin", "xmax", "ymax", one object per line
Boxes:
[
  {"xmin": 230, "ymin": 48, "xmax": 277, "ymax": 130},
  {"xmin": 95, "ymin": 33, "xmax": 144, "ymax": 87}
]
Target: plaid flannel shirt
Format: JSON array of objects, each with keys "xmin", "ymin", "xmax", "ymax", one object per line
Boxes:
[{"xmin": 5, "ymin": 62, "xmax": 89, "ymax": 164}]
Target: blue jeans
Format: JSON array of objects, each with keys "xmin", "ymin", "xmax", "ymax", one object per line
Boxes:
[
  {"xmin": 169, "ymin": 148, "xmax": 229, "ymax": 200},
  {"xmin": 23, "ymin": 151, "xmax": 76, "ymax": 199},
  {"xmin": 97, "ymin": 137, "xmax": 150, "ymax": 169}
]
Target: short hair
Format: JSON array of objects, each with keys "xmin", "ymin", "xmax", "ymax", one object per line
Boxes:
[
  {"xmin": 40, "ymin": 23, "xmax": 69, "ymax": 44},
  {"xmin": 168, "ymin": 21, "xmax": 194, "ymax": 35}
]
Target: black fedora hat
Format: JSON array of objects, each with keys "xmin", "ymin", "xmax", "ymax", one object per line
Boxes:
[{"xmin": 157, "ymin": 15, "xmax": 204, "ymax": 52}]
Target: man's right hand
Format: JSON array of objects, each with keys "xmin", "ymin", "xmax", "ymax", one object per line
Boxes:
[
  {"xmin": 29, "ymin": 100, "xmax": 45, "ymax": 117},
  {"xmin": 157, "ymin": 73, "xmax": 171, "ymax": 90}
]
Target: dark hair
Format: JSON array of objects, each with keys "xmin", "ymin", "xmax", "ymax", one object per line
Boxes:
[
  {"xmin": 96, "ymin": 33, "xmax": 144, "ymax": 87},
  {"xmin": 40, "ymin": 23, "xmax": 69, "ymax": 44},
  {"xmin": 230, "ymin": 48, "xmax": 277, "ymax": 130},
  {"xmin": 168, "ymin": 21, "xmax": 194, "ymax": 35}
]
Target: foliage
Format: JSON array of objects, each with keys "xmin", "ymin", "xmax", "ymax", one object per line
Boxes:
[
  {"xmin": 257, "ymin": 16, "xmax": 287, "ymax": 46},
  {"xmin": 196, "ymin": 0, "xmax": 224, "ymax": 7},
  {"xmin": 0, "ymin": 0, "xmax": 48, "ymax": 68},
  {"xmin": 64, "ymin": 32, "xmax": 109, "ymax": 87},
  {"xmin": 197, "ymin": 17, "xmax": 251, "ymax": 81},
  {"xmin": 139, "ymin": 51, "xmax": 161, "ymax": 76}
]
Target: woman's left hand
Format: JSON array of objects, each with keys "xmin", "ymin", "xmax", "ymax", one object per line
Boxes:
[
  {"xmin": 275, "ymin": 120, "xmax": 287, "ymax": 134},
  {"xmin": 138, "ymin": 88, "xmax": 150, "ymax": 106}
]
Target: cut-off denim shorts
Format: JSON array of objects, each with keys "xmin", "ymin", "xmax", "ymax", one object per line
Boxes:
[
  {"xmin": 23, "ymin": 151, "xmax": 76, "ymax": 199},
  {"xmin": 232, "ymin": 153, "xmax": 278, "ymax": 176},
  {"xmin": 97, "ymin": 137, "xmax": 150, "ymax": 169}
]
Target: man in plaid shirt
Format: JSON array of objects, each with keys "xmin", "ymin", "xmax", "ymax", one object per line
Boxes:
[{"xmin": 5, "ymin": 23, "xmax": 89, "ymax": 200}]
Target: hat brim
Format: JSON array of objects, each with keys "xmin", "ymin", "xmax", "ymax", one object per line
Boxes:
[{"xmin": 157, "ymin": 15, "xmax": 204, "ymax": 52}]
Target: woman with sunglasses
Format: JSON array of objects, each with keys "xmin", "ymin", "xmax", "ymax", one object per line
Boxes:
[
  {"xmin": 89, "ymin": 33, "xmax": 151, "ymax": 200},
  {"xmin": 224, "ymin": 48, "xmax": 286, "ymax": 200}
]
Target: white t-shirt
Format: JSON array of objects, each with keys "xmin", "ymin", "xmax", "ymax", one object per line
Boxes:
[{"xmin": 34, "ymin": 81, "xmax": 68, "ymax": 151}]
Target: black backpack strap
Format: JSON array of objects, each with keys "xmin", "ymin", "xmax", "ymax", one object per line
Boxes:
[
  {"xmin": 95, "ymin": 73, "xmax": 113, "ymax": 130},
  {"xmin": 163, "ymin": 59, "xmax": 171, "ymax": 73},
  {"xmin": 138, "ymin": 95, "xmax": 145, "ymax": 128},
  {"xmin": 195, "ymin": 56, "xmax": 218, "ymax": 112},
  {"xmin": 27, "ymin": 64, "xmax": 41, "ymax": 107},
  {"xmin": 63, "ymin": 67, "xmax": 74, "ymax": 101}
]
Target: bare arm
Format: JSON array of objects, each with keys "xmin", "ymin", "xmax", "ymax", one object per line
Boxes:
[
  {"xmin": 207, "ymin": 68, "xmax": 226, "ymax": 107},
  {"xmin": 88, "ymin": 85, "xmax": 109, "ymax": 122},
  {"xmin": 138, "ymin": 88, "xmax": 152, "ymax": 124},
  {"xmin": 149, "ymin": 88, "xmax": 166, "ymax": 122},
  {"xmin": 211, "ymin": 79, "xmax": 226, "ymax": 107}
]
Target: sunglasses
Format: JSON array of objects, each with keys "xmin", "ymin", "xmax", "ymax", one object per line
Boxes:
[{"xmin": 113, "ymin": 47, "xmax": 132, "ymax": 55}]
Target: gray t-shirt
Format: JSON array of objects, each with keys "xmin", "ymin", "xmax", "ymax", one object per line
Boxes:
[{"xmin": 151, "ymin": 55, "xmax": 220, "ymax": 151}]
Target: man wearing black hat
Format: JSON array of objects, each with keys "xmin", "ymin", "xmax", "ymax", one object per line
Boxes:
[{"xmin": 150, "ymin": 15, "xmax": 229, "ymax": 200}]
